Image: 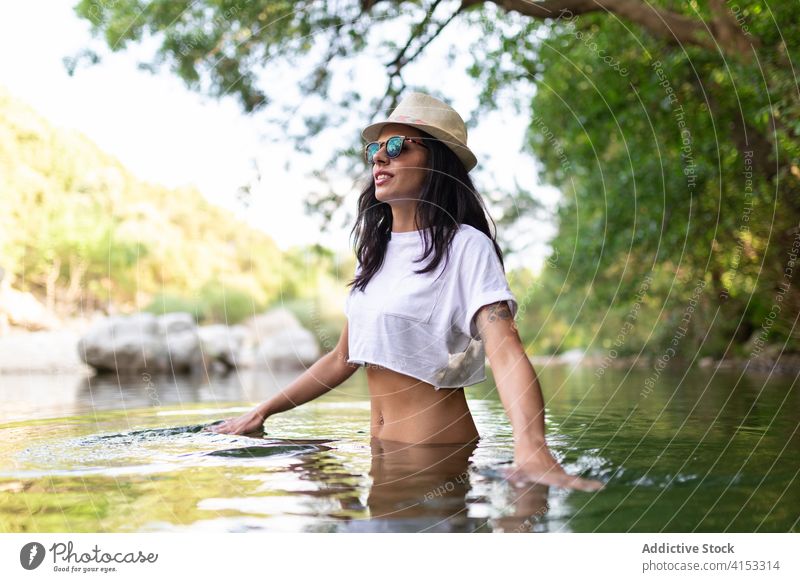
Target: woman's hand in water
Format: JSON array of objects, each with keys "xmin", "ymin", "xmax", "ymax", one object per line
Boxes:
[
  {"xmin": 510, "ymin": 441, "xmax": 604, "ymax": 492},
  {"xmin": 203, "ymin": 407, "xmax": 268, "ymax": 436}
]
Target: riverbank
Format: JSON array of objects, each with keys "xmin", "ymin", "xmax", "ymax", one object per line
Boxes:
[
  {"xmin": 530, "ymin": 349, "xmax": 800, "ymax": 377},
  {"xmin": 0, "ymin": 307, "xmax": 322, "ymax": 375},
  {"xmin": 2, "ymin": 326, "xmax": 797, "ymax": 377},
  {"xmin": 0, "ymin": 327, "xmax": 93, "ymax": 374}
]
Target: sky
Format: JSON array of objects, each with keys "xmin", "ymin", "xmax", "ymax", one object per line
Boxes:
[{"xmin": 0, "ymin": 1, "xmax": 560, "ymax": 272}]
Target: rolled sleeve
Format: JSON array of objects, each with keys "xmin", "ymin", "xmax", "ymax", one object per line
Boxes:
[{"xmin": 460, "ymin": 235, "xmax": 518, "ymax": 340}]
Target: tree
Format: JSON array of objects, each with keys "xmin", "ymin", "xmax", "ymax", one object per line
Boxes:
[
  {"xmin": 0, "ymin": 88, "xmax": 322, "ymax": 323},
  {"xmin": 70, "ymin": 0, "xmax": 800, "ymax": 354}
]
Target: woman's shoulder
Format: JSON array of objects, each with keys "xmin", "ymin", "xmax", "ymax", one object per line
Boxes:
[{"xmin": 453, "ymin": 223, "xmax": 494, "ymax": 252}]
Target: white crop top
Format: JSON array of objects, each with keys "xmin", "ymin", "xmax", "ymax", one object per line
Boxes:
[{"xmin": 344, "ymin": 223, "xmax": 518, "ymax": 390}]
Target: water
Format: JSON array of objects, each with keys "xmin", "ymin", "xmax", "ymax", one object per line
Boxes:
[{"xmin": 0, "ymin": 363, "xmax": 797, "ymax": 532}]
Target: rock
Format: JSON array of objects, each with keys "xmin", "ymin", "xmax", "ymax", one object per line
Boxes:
[
  {"xmin": 158, "ymin": 312, "xmax": 195, "ymax": 334},
  {"xmin": 112, "ymin": 312, "xmax": 159, "ymax": 335},
  {"xmin": 256, "ymin": 326, "xmax": 320, "ymax": 369},
  {"xmin": 198, "ymin": 324, "xmax": 247, "ymax": 369},
  {"xmin": 244, "ymin": 308, "xmax": 321, "ymax": 369},
  {"xmin": 0, "ymin": 285, "xmax": 59, "ymax": 331},
  {"xmin": 157, "ymin": 312, "xmax": 201, "ymax": 371},
  {"xmin": 78, "ymin": 307, "xmax": 322, "ymax": 374},
  {"xmin": 244, "ymin": 308, "xmax": 304, "ymax": 343},
  {"xmin": 78, "ymin": 312, "xmax": 201, "ymax": 374},
  {"xmin": 163, "ymin": 329, "xmax": 202, "ymax": 371}
]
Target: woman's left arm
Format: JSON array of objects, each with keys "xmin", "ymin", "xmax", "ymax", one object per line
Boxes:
[{"xmin": 475, "ymin": 301, "xmax": 603, "ymax": 492}]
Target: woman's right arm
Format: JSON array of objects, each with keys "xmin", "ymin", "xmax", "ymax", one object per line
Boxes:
[{"xmin": 204, "ymin": 320, "xmax": 358, "ymax": 435}]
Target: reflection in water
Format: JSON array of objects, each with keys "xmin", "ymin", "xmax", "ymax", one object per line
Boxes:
[
  {"xmin": 0, "ymin": 367, "xmax": 310, "ymax": 423},
  {"xmin": 0, "ymin": 372, "xmax": 88, "ymax": 422},
  {"xmin": 491, "ymin": 480, "xmax": 551, "ymax": 533},
  {"xmin": 74, "ymin": 368, "xmax": 304, "ymax": 413},
  {"xmin": 206, "ymin": 443, "xmax": 331, "ymax": 458},
  {"xmin": 349, "ymin": 438, "xmax": 480, "ymax": 532},
  {"xmin": 0, "ymin": 364, "xmax": 797, "ymax": 532},
  {"xmin": 334, "ymin": 438, "xmax": 552, "ymax": 532}
]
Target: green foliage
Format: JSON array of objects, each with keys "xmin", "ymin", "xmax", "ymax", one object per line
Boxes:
[
  {"xmin": 143, "ymin": 283, "xmax": 261, "ymax": 324},
  {"xmin": 143, "ymin": 293, "xmax": 203, "ymax": 320},
  {"xmin": 72, "ymin": 0, "xmax": 360, "ymax": 112},
  {"xmin": 64, "ymin": 0, "xmax": 800, "ymax": 357},
  {"xmin": 195, "ymin": 282, "xmax": 260, "ymax": 324},
  {"xmin": 468, "ymin": 1, "xmax": 800, "ymax": 356},
  {"xmin": 0, "ymin": 87, "xmax": 351, "ymax": 326}
]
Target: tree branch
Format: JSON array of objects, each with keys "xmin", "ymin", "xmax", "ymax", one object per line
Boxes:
[
  {"xmin": 707, "ymin": 0, "xmax": 760, "ymax": 54},
  {"xmin": 460, "ymin": 0, "xmax": 759, "ymax": 59},
  {"xmin": 372, "ymin": 1, "xmax": 465, "ymax": 121},
  {"xmin": 386, "ymin": 0, "xmax": 445, "ymax": 73}
]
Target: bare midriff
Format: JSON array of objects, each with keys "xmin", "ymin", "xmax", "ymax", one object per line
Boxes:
[{"xmin": 365, "ymin": 365, "xmax": 480, "ymax": 445}]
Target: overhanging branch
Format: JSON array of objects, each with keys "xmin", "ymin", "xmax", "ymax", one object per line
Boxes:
[{"xmin": 460, "ymin": 0, "xmax": 759, "ymax": 59}]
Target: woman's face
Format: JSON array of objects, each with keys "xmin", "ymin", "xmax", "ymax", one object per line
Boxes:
[{"xmin": 370, "ymin": 123, "xmax": 429, "ymax": 204}]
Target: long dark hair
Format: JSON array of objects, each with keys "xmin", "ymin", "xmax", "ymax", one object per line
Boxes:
[{"xmin": 347, "ymin": 129, "xmax": 506, "ymax": 293}]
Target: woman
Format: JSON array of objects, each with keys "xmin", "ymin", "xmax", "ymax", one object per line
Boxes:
[{"xmin": 205, "ymin": 93, "xmax": 602, "ymax": 492}]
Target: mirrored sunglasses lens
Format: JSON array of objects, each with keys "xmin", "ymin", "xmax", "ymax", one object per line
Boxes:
[
  {"xmin": 366, "ymin": 143, "xmax": 380, "ymax": 162},
  {"xmin": 387, "ymin": 137, "xmax": 403, "ymax": 158}
]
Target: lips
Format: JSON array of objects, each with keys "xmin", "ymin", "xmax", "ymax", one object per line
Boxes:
[{"xmin": 374, "ymin": 171, "xmax": 393, "ymax": 186}]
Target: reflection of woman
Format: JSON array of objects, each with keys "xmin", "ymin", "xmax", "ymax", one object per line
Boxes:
[
  {"xmin": 361, "ymin": 438, "xmax": 549, "ymax": 533},
  {"xmin": 331, "ymin": 438, "xmax": 478, "ymax": 532},
  {"xmin": 207, "ymin": 93, "xmax": 601, "ymax": 491},
  {"xmin": 364, "ymin": 438, "xmax": 476, "ymax": 528}
]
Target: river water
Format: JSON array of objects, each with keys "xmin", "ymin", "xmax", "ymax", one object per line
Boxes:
[{"xmin": 0, "ymin": 363, "xmax": 797, "ymax": 532}]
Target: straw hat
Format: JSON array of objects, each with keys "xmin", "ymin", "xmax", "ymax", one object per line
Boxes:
[{"xmin": 361, "ymin": 92, "xmax": 478, "ymax": 172}]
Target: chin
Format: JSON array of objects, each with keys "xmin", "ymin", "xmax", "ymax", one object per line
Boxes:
[
  {"xmin": 374, "ymin": 187, "xmax": 395, "ymax": 202},
  {"xmin": 376, "ymin": 189, "xmax": 419, "ymax": 205}
]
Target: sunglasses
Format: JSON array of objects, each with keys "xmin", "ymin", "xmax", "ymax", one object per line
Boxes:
[{"xmin": 364, "ymin": 135, "xmax": 429, "ymax": 164}]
